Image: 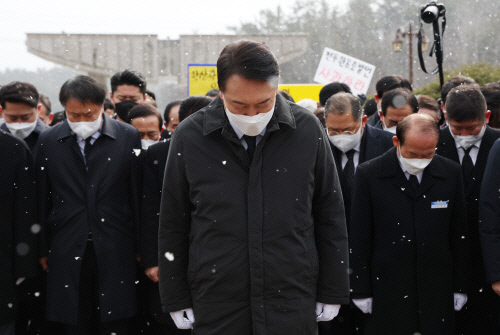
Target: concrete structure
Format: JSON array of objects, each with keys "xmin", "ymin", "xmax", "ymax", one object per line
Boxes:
[{"xmin": 26, "ymin": 33, "xmax": 308, "ymax": 87}]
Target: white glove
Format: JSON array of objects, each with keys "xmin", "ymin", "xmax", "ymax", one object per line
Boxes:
[
  {"xmin": 454, "ymin": 293, "xmax": 467, "ymax": 311},
  {"xmin": 315, "ymin": 302, "xmax": 341, "ymax": 322},
  {"xmin": 353, "ymin": 298, "xmax": 373, "ymax": 314},
  {"xmin": 170, "ymin": 308, "xmax": 195, "ymax": 329}
]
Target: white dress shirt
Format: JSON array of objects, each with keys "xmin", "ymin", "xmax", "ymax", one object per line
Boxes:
[
  {"xmin": 227, "ymin": 119, "xmax": 266, "ymax": 149},
  {"xmin": 398, "ymin": 157, "xmax": 424, "ymax": 183},
  {"xmin": 455, "ymin": 140, "xmax": 482, "ymax": 166},
  {"xmin": 341, "ymin": 142, "xmax": 361, "ymax": 171}
]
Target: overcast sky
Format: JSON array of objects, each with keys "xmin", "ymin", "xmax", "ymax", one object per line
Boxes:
[{"xmin": 0, "ymin": 0, "xmax": 348, "ymax": 71}]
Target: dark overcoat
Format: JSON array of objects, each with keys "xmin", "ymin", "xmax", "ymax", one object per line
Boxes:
[
  {"xmin": 0, "ymin": 130, "xmax": 39, "ymax": 325},
  {"xmin": 329, "ymin": 124, "xmax": 393, "ymax": 228},
  {"xmin": 349, "ymin": 147, "xmax": 469, "ymax": 335},
  {"xmin": 34, "ymin": 114, "xmax": 142, "ymax": 325},
  {"xmin": 436, "ymin": 126, "xmax": 500, "ymax": 334},
  {"xmin": 479, "ymin": 138, "xmax": 500, "ymax": 284},
  {"xmin": 141, "ymin": 139, "xmax": 170, "ymax": 269},
  {"xmin": 158, "ymin": 95, "xmax": 350, "ymax": 335}
]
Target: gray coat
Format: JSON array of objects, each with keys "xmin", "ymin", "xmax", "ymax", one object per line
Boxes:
[{"xmin": 158, "ymin": 95, "xmax": 349, "ymax": 335}]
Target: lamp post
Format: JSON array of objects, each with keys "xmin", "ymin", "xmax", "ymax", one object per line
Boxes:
[{"xmin": 392, "ymin": 22, "xmax": 429, "ymax": 85}]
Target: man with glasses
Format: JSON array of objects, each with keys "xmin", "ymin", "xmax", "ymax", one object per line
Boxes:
[{"xmin": 321, "ymin": 92, "xmax": 393, "ymax": 335}]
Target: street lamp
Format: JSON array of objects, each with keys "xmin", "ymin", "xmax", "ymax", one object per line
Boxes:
[{"xmin": 392, "ymin": 23, "xmax": 429, "ymax": 85}]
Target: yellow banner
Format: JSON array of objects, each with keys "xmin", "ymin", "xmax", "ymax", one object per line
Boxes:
[
  {"xmin": 278, "ymin": 84, "xmax": 323, "ymax": 103},
  {"xmin": 188, "ymin": 64, "xmax": 218, "ymax": 96},
  {"xmin": 187, "ymin": 64, "xmax": 322, "ymax": 103}
]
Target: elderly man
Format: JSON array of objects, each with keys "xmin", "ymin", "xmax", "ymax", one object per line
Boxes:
[
  {"xmin": 158, "ymin": 40, "xmax": 349, "ymax": 334},
  {"xmin": 350, "ymin": 114, "xmax": 469, "ymax": 335}
]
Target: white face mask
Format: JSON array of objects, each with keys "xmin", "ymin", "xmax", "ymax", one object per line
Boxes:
[
  {"xmin": 6, "ymin": 119, "xmax": 37, "ymax": 139},
  {"xmin": 141, "ymin": 139, "xmax": 158, "ymax": 150},
  {"xmin": 449, "ymin": 124, "xmax": 486, "ymax": 150},
  {"xmin": 67, "ymin": 114, "xmax": 102, "ymax": 140},
  {"xmin": 328, "ymin": 118, "xmax": 363, "ymax": 153},
  {"xmin": 223, "ymin": 95, "xmax": 275, "ymax": 136},
  {"xmin": 382, "ymin": 116, "xmax": 397, "ymax": 134},
  {"xmin": 398, "ymin": 145, "xmax": 433, "ymax": 175},
  {"xmin": 0, "ymin": 117, "xmax": 5, "ymax": 127}
]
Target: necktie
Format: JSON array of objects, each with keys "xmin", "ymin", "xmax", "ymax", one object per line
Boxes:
[
  {"xmin": 461, "ymin": 146, "xmax": 474, "ymax": 192},
  {"xmin": 84, "ymin": 137, "xmax": 93, "ymax": 161},
  {"xmin": 244, "ymin": 135, "xmax": 257, "ymax": 162},
  {"xmin": 343, "ymin": 149, "xmax": 356, "ymax": 197},
  {"xmin": 409, "ymin": 174, "xmax": 420, "ymax": 192}
]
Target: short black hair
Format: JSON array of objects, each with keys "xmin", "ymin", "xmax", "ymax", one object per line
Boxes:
[
  {"xmin": 319, "ymin": 82, "xmax": 352, "ymax": 107},
  {"xmin": 445, "ymin": 85, "xmax": 487, "ymax": 122},
  {"xmin": 441, "ymin": 75, "xmax": 477, "ymax": 105},
  {"xmin": 145, "ymin": 90, "xmax": 156, "ymax": 101},
  {"xmin": 397, "ymin": 113, "xmax": 440, "ymax": 146},
  {"xmin": 0, "ymin": 81, "xmax": 39, "ymax": 109},
  {"xmin": 381, "ymin": 88, "xmax": 418, "ymax": 116},
  {"xmin": 279, "ymin": 90, "xmax": 295, "ymax": 103},
  {"xmin": 363, "ymin": 97, "xmax": 378, "ymax": 118},
  {"xmin": 206, "ymin": 89, "xmax": 220, "ymax": 98},
  {"xmin": 164, "ymin": 99, "xmax": 182, "ymax": 125},
  {"xmin": 217, "ymin": 40, "xmax": 280, "ymax": 92},
  {"xmin": 324, "ymin": 92, "xmax": 362, "ymax": 122},
  {"xmin": 481, "ymin": 81, "xmax": 500, "ymax": 128},
  {"xmin": 39, "ymin": 93, "xmax": 52, "ymax": 116},
  {"xmin": 115, "ymin": 100, "xmax": 138, "ymax": 123},
  {"xmin": 103, "ymin": 98, "xmax": 114, "ymax": 111},
  {"xmin": 179, "ymin": 96, "xmax": 212, "ymax": 122},
  {"xmin": 110, "ymin": 69, "xmax": 147, "ymax": 94},
  {"xmin": 128, "ymin": 104, "xmax": 163, "ymax": 131},
  {"xmin": 59, "ymin": 75, "xmax": 106, "ymax": 107},
  {"xmin": 376, "ymin": 76, "xmax": 412, "ymax": 99}
]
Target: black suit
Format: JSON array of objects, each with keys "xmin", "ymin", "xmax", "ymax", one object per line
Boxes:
[
  {"xmin": 141, "ymin": 140, "xmax": 189, "ymax": 334},
  {"xmin": 350, "ymin": 148, "xmax": 468, "ymax": 334},
  {"xmin": 329, "ymin": 124, "xmax": 394, "ymax": 228},
  {"xmin": 0, "ymin": 131, "xmax": 38, "ymax": 326},
  {"xmin": 1, "ymin": 118, "xmax": 48, "ymax": 152},
  {"xmin": 437, "ymin": 126, "xmax": 500, "ymax": 334},
  {"xmin": 320, "ymin": 125, "xmax": 394, "ymax": 335},
  {"xmin": 34, "ymin": 114, "xmax": 142, "ymax": 327}
]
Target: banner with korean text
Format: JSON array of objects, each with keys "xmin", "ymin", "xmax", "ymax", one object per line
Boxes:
[
  {"xmin": 313, "ymin": 48, "xmax": 375, "ymax": 97},
  {"xmin": 187, "ymin": 64, "xmax": 218, "ymax": 96}
]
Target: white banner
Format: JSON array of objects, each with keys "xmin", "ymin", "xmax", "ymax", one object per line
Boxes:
[{"xmin": 313, "ymin": 47, "xmax": 376, "ymax": 96}]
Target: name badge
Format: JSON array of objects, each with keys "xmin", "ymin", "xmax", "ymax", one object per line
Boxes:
[{"xmin": 431, "ymin": 201, "xmax": 449, "ymax": 209}]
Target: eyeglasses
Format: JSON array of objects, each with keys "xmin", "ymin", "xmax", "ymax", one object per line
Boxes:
[{"xmin": 328, "ymin": 130, "xmax": 355, "ymax": 136}]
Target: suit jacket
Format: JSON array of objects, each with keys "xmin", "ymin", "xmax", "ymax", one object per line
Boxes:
[
  {"xmin": 479, "ymin": 138, "xmax": 500, "ymax": 284},
  {"xmin": 436, "ymin": 126, "xmax": 500, "ymax": 287},
  {"xmin": 329, "ymin": 124, "xmax": 393, "ymax": 227},
  {"xmin": 1, "ymin": 118, "xmax": 48, "ymax": 152},
  {"xmin": 349, "ymin": 147, "xmax": 468, "ymax": 335},
  {"xmin": 141, "ymin": 139, "xmax": 170, "ymax": 269},
  {"xmin": 0, "ymin": 130, "xmax": 39, "ymax": 325},
  {"xmin": 34, "ymin": 114, "xmax": 142, "ymax": 325}
]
